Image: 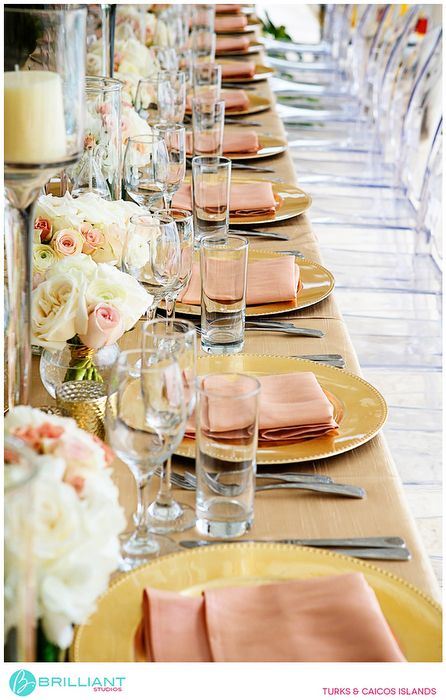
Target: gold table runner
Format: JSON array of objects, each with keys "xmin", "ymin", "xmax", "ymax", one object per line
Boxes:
[{"xmin": 26, "ymin": 38, "xmax": 440, "ymax": 601}]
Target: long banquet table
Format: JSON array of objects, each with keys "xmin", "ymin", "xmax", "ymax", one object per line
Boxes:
[{"xmin": 29, "ymin": 32, "xmax": 440, "ymax": 602}]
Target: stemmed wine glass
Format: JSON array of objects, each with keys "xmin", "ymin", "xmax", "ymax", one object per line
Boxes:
[
  {"xmin": 123, "ymin": 133, "xmax": 169, "ymax": 208},
  {"xmin": 4, "ymin": 6, "xmax": 86, "ymax": 406},
  {"xmin": 152, "ymin": 207, "xmax": 194, "ymax": 321},
  {"xmin": 150, "ymin": 45, "xmax": 179, "ymax": 72},
  {"xmin": 152, "ymin": 124, "xmax": 186, "ymax": 209},
  {"xmin": 121, "ymin": 212, "xmax": 181, "ymax": 321},
  {"xmin": 142, "ymin": 320, "xmax": 197, "ymax": 533},
  {"xmin": 157, "ymin": 70, "xmax": 187, "ymax": 125},
  {"xmin": 105, "ymin": 350, "xmax": 186, "ymax": 569},
  {"xmin": 134, "ymin": 76, "xmax": 168, "ymax": 126}
]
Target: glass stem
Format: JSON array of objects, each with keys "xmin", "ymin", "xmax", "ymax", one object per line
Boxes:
[
  {"xmin": 5, "ymin": 199, "xmax": 36, "ymax": 407},
  {"xmin": 134, "ymin": 473, "xmax": 153, "ymax": 536},
  {"xmin": 146, "ymin": 300, "xmax": 159, "ymax": 321},
  {"xmin": 165, "ymin": 293, "xmax": 177, "ymax": 326},
  {"xmin": 163, "ymin": 192, "xmax": 172, "ymax": 209},
  {"xmin": 155, "ymin": 458, "xmax": 174, "ymax": 508}
]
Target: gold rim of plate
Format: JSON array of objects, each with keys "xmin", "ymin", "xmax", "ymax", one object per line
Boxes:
[
  {"xmin": 216, "ymin": 41, "xmax": 263, "ymax": 56},
  {"xmin": 176, "ymin": 354, "xmax": 388, "ymax": 464},
  {"xmin": 220, "ymin": 62, "xmax": 275, "ymax": 82},
  {"xmin": 70, "ymin": 543, "xmax": 442, "ymax": 663},
  {"xmin": 175, "ymin": 250, "xmax": 334, "ymax": 317},
  {"xmin": 230, "ymin": 176, "xmax": 312, "ymax": 224},
  {"xmin": 225, "ymin": 134, "xmax": 287, "ymax": 160}
]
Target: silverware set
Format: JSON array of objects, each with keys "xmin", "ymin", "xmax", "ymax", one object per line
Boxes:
[
  {"xmin": 186, "ymin": 158, "xmax": 275, "ymax": 174},
  {"xmin": 168, "ymin": 469, "xmax": 365, "ymax": 499},
  {"xmin": 228, "ymin": 227, "xmax": 289, "ymax": 240},
  {"xmin": 194, "ymin": 319, "xmax": 324, "ymax": 338},
  {"xmin": 178, "ymin": 537, "xmax": 412, "ymax": 561}
]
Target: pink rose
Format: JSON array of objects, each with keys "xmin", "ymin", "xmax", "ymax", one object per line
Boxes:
[
  {"xmin": 79, "ymin": 303, "xmax": 124, "ymax": 349},
  {"xmin": 79, "ymin": 223, "xmax": 104, "ymax": 255},
  {"xmin": 34, "ymin": 216, "xmax": 53, "ymax": 243},
  {"xmin": 51, "ymin": 228, "xmax": 84, "ymax": 257}
]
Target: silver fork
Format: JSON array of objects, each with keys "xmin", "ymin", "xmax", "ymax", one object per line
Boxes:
[{"xmin": 174, "ymin": 471, "xmax": 365, "ymax": 499}]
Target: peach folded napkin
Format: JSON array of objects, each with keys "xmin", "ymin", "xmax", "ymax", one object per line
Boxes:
[
  {"xmin": 179, "ymin": 256, "xmax": 298, "ymax": 306},
  {"xmin": 215, "ymin": 15, "xmax": 248, "ymax": 32},
  {"xmin": 216, "ymin": 36, "xmax": 251, "ymax": 53},
  {"xmin": 186, "ymin": 130, "xmax": 260, "ymax": 155},
  {"xmin": 221, "ymin": 61, "xmax": 256, "ymax": 79},
  {"xmin": 222, "ymin": 88, "xmax": 250, "ymax": 111},
  {"xmin": 216, "ymin": 4, "xmax": 243, "ymax": 13},
  {"xmin": 187, "ymin": 372, "xmax": 339, "ymax": 442},
  {"xmin": 172, "ymin": 181, "xmax": 277, "ymax": 216},
  {"xmin": 136, "ymin": 573, "xmax": 406, "ymax": 662}
]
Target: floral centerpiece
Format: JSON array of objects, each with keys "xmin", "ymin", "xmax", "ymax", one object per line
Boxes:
[
  {"xmin": 4, "ymin": 406, "xmax": 127, "ymax": 657},
  {"xmin": 33, "ymin": 192, "xmax": 144, "ymax": 283},
  {"xmin": 33, "ymin": 254, "xmax": 151, "ymax": 388}
]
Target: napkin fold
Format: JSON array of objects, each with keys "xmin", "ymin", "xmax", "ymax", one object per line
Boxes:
[
  {"xmin": 215, "ymin": 15, "xmax": 248, "ymax": 32},
  {"xmin": 137, "ymin": 573, "xmax": 406, "ymax": 662},
  {"xmin": 172, "ymin": 181, "xmax": 278, "ymax": 217},
  {"xmin": 179, "ymin": 255, "xmax": 299, "ymax": 306},
  {"xmin": 186, "ymin": 89, "xmax": 250, "ymax": 113},
  {"xmin": 221, "ymin": 61, "xmax": 256, "ymax": 79},
  {"xmin": 188, "ymin": 372, "xmax": 339, "ymax": 442},
  {"xmin": 216, "ymin": 4, "xmax": 243, "ymax": 13},
  {"xmin": 216, "ymin": 36, "xmax": 251, "ymax": 53},
  {"xmin": 186, "ymin": 130, "xmax": 260, "ymax": 155}
]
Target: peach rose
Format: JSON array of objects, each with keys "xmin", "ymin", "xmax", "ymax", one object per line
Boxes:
[
  {"xmin": 34, "ymin": 216, "xmax": 53, "ymax": 243},
  {"xmin": 79, "ymin": 223, "xmax": 105, "ymax": 255},
  {"xmin": 51, "ymin": 229, "xmax": 84, "ymax": 257},
  {"xmin": 79, "ymin": 303, "xmax": 124, "ymax": 349}
]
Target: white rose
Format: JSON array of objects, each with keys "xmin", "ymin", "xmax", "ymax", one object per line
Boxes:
[
  {"xmin": 35, "ymin": 192, "xmax": 81, "ymax": 231},
  {"xmin": 87, "ymin": 263, "xmax": 152, "ymax": 328},
  {"xmin": 45, "ymin": 253, "xmax": 97, "ymax": 281},
  {"xmin": 31, "ymin": 272, "xmax": 88, "ymax": 348},
  {"xmin": 33, "ymin": 244, "xmax": 59, "ymax": 275}
]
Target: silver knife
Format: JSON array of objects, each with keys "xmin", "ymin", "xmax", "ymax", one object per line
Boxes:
[
  {"xmin": 246, "ymin": 327, "xmax": 325, "ymax": 338},
  {"xmin": 180, "ymin": 536, "xmax": 406, "ymax": 549},
  {"xmin": 229, "ymin": 228, "xmax": 289, "ymax": 241}
]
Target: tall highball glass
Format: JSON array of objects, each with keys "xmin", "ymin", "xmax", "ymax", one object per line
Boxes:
[{"xmin": 4, "ymin": 6, "xmax": 86, "ymax": 406}]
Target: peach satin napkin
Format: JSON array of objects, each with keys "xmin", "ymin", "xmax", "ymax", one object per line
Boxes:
[
  {"xmin": 187, "ymin": 372, "xmax": 339, "ymax": 442},
  {"xmin": 172, "ymin": 181, "xmax": 277, "ymax": 216},
  {"xmin": 220, "ymin": 61, "xmax": 256, "ymax": 79},
  {"xmin": 215, "ymin": 15, "xmax": 248, "ymax": 32},
  {"xmin": 216, "ymin": 4, "xmax": 243, "ymax": 13},
  {"xmin": 186, "ymin": 130, "xmax": 260, "ymax": 155},
  {"xmin": 216, "ymin": 36, "xmax": 251, "ymax": 53},
  {"xmin": 222, "ymin": 88, "xmax": 250, "ymax": 111},
  {"xmin": 136, "ymin": 574, "xmax": 406, "ymax": 662},
  {"xmin": 179, "ymin": 255, "xmax": 299, "ymax": 306}
]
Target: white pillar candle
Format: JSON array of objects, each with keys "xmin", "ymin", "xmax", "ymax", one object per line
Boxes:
[{"xmin": 4, "ymin": 70, "xmax": 67, "ymax": 164}]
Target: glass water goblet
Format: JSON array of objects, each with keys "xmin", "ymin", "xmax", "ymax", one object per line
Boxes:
[
  {"xmin": 153, "ymin": 124, "xmax": 186, "ymax": 209},
  {"xmin": 157, "ymin": 70, "xmax": 187, "ymax": 125},
  {"xmin": 105, "ymin": 350, "xmax": 186, "ymax": 570},
  {"xmin": 142, "ymin": 320, "xmax": 197, "ymax": 533},
  {"xmin": 123, "ymin": 133, "xmax": 169, "ymax": 208},
  {"xmin": 150, "ymin": 45, "xmax": 179, "ymax": 72},
  {"xmin": 135, "ymin": 76, "xmax": 168, "ymax": 126},
  {"xmin": 152, "ymin": 207, "xmax": 194, "ymax": 321},
  {"xmin": 121, "ymin": 212, "xmax": 181, "ymax": 321}
]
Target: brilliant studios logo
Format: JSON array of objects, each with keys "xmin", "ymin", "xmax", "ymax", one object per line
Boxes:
[{"xmin": 9, "ymin": 670, "xmax": 37, "ymax": 697}]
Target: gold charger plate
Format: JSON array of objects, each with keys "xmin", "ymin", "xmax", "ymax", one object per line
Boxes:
[
  {"xmin": 230, "ymin": 176, "xmax": 312, "ymax": 224},
  {"xmin": 225, "ymin": 134, "xmax": 287, "ymax": 160},
  {"xmin": 176, "ymin": 354, "xmax": 387, "ymax": 465},
  {"xmin": 216, "ymin": 40, "xmax": 263, "ymax": 56},
  {"xmin": 175, "ymin": 249, "xmax": 334, "ymax": 317},
  {"xmin": 71, "ymin": 543, "xmax": 442, "ymax": 662},
  {"xmin": 220, "ymin": 61, "xmax": 275, "ymax": 82}
]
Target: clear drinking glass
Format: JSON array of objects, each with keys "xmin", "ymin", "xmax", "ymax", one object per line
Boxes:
[
  {"xmin": 4, "ymin": 5, "xmax": 86, "ymax": 406},
  {"xmin": 150, "ymin": 45, "xmax": 179, "ymax": 72},
  {"xmin": 151, "ymin": 207, "xmax": 194, "ymax": 320},
  {"xmin": 200, "ymin": 234, "xmax": 248, "ymax": 355},
  {"xmin": 142, "ymin": 319, "xmax": 197, "ymax": 533},
  {"xmin": 192, "ymin": 99, "xmax": 225, "ymax": 156},
  {"xmin": 121, "ymin": 213, "xmax": 181, "ymax": 320},
  {"xmin": 157, "ymin": 71, "xmax": 187, "ymax": 124},
  {"xmin": 106, "ymin": 350, "xmax": 185, "ymax": 569},
  {"xmin": 195, "ymin": 373, "xmax": 260, "ymax": 538},
  {"xmin": 193, "ymin": 63, "xmax": 222, "ymax": 101},
  {"xmin": 191, "ymin": 4, "xmax": 216, "ymax": 32},
  {"xmin": 135, "ymin": 76, "xmax": 168, "ymax": 126},
  {"xmin": 152, "ymin": 124, "xmax": 186, "ymax": 208},
  {"xmin": 123, "ymin": 133, "xmax": 169, "ymax": 208},
  {"xmin": 178, "ymin": 48, "xmax": 194, "ymax": 86},
  {"xmin": 192, "ymin": 155, "xmax": 232, "ymax": 244},
  {"xmin": 191, "ymin": 29, "xmax": 217, "ymax": 64}
]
